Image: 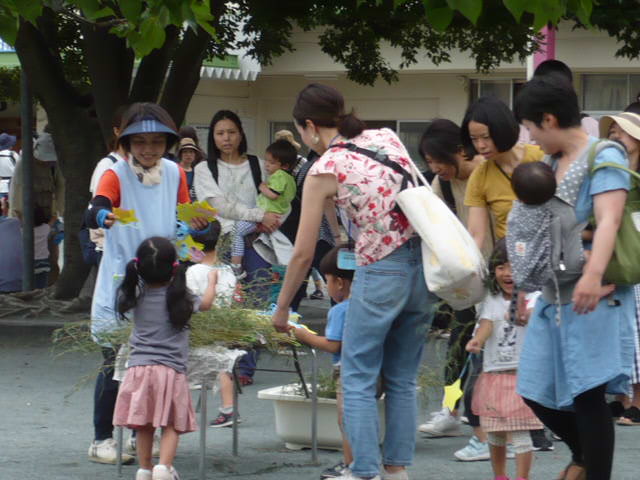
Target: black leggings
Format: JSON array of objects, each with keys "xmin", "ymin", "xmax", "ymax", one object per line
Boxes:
[{"xmin": 523, "ymin": 384, "xmax": 614, "ymax": 480}]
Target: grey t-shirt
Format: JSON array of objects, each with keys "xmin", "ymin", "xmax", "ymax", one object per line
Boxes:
[{"xmin": 127, "ymin": 286, "xmax": 192, "ymax": 374}]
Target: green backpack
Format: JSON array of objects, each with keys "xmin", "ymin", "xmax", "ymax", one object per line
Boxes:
[{"xmin": 589, "ymin": 142, "xmax": 640, "ymax": 285}]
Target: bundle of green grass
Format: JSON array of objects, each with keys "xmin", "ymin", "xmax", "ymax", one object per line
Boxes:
[{"xmin": 52, "ymin": 307, "xmax": 298, "ymax": 356}]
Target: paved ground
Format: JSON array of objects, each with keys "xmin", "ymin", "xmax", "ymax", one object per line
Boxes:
[{"xmin": 1, "ymin": 301, "xmax": 639, "ymax": 480}]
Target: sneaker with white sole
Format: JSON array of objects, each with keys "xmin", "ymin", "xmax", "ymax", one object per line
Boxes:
[
  {"xmin": 418, "ymin": 407, "xmax": 461, "ymax": 437},
  {"xmin": 152, "ymin": 464, "xmax": 180, "ymax": 480},
  {"xmin": 126, "ymin": 433, "xmax": 161, "ymax": 457},
  {"xmin": 332, "ymin": 473, "xmax": 380, "ymax": 480},
  {"xmin": 136, "ymin": 468, "xmax": 152, "ymax": 480},
  {"xmin": 381, "ymin": 468, "xmax": 409, "ymax": 480},
  {"xmin": 454, "ymin": 435, "xmax": 490, "ymax": 461},
  {"xmin": 321, "ymin": 462, "xmax": 349, "ymax": 479},
  {"xmin": 88, "ymin": 437, "xmax": 134, "ymax": 465}
]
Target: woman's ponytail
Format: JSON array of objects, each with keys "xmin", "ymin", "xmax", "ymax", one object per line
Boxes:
[
  {"xmin": 166, "ymin": 263, "xmax": 195, "ymax": 330},
  {"xmin": 117, "ymin": 259, "xmax": 141, "ymax": 320},
  {"xmin": 338, "ymin": 110, "xmax": 366, "ymax": 139}
]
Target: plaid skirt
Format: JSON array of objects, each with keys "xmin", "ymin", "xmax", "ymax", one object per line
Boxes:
[{"xmin": 473, "ymin": 371, "xmax": 543, "ymax": 433}]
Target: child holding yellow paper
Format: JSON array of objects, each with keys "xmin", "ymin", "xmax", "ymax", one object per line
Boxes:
[
  {"xmin": 465, "ymin": 239, "xmax": 541, "ymax": 480},
  {"xmin": 291, "ymin": 246, "xmax": 355, "ymax": 479},
  {"xmin": 85, "ymin": 103, "xmax": 204, "ymax": 466}
]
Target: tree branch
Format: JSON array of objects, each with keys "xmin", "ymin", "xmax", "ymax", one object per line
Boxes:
[
  {"xmin": 159, "ymin": 26, "xmax": 209, "ymax": 127},
  {"xmin": 81, "ymin": 22, "xmax": 134, "ymax": 144},
  {"xmin": 129, "ymin": 25, "xmax": 180, "ymax": 103}
]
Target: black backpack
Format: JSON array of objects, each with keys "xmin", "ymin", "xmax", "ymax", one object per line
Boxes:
[{"xmin": 207, "ymin": 154, "xmax": 262, "ymax": 192}]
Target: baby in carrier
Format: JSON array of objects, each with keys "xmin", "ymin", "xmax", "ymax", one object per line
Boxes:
[{"xmin": 506, "ymin": 162, "xmax": 557, "ymax": 294}]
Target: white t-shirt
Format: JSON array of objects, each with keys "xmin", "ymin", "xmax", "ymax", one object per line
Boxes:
[
  {"xmin": 89, "ymin": 152, "xmax": 124, "ymax": 195},
  {"xmin": 478, "ymin": 293, "xmax": 526, "ymax": 373},
  {"xmin": 34, "ymin": 224, "xmax": 50, "ymax": 260},
  {"xmin": 194, "ymin": 157, "xmax": 266, "ymax": 234},
  {"xmin": 186, "ymin": 263, "xmax": 236, "ymax": 307},
  {"xmin": 0, "ymin": 149, "xmax": 19, "ymax": 194}
]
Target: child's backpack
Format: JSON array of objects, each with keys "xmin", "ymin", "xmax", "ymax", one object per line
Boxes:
[{"xmin": 588, "ymin": 141, "xmax": 640, "ymax": 285}]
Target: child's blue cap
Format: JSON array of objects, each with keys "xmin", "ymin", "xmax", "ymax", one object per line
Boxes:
[{"xmin": 119, "ymin": 118, "xmax": 179, "ymax": 139}]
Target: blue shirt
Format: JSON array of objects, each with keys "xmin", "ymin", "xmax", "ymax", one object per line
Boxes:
[{"xmin": 325, "ymin": 299, "xmax": 350, "ymax": 365}]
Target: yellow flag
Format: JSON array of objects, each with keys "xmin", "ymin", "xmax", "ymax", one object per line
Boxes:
[
  {"xmin": 443, "ymin": 379, "xmax": 464, "ymax": 411},
  {"xmin": 113, "ymin": 207, "xmax": 139, "ymax": 225},
  {"xmin": 177, "ymin": 201, "xmax": 218, "ymax": 223}
]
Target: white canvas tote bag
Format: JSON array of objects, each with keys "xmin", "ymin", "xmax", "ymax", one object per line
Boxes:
[{"xmin": 396, "ymin": 160, "xmax": 487, "ymax": 310}]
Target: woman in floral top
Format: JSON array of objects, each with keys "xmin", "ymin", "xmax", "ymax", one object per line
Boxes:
[{"xmin": 272, "ymin": 83, "xmax": 437, "ymax": 480}]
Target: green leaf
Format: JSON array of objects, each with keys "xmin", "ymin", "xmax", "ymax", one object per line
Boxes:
[
  {"xmin": 576, "ymin": 0, "xmax": 593, "ymax": 26},
  {"xmin": 135, "ymin": 17, "xmax": 166, "ymax": 56},
  {"xmin": 531, "ymin": 0, "xmax": 564, "ymax": 29},
  {"xmin": 447, "ymin": 0, "xmax": 482, "ymax": 24},
  {"xmin": 12, "ymin": 0, "xmax": 43, "ymax": 22},
  {"xmin": 503, "ymin": 0, "xmax": 526, "ymax": 22},
  {"xmin": 120, "ymin": 0, "xmax": 142, "ymax": 23},
  {"xmin": 0, "ymin": 14, "xmax": 18, "ymax": 45},
  {"xmin": 191, "ymin": 0, "xmax": 216, "ymax": 37},
  {"xmin": 423, "ymin": 0, "xmax": 454, "ymax": 31}
]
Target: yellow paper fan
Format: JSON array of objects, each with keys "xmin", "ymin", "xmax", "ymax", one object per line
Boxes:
[
  {"xmin": 113, "ymin": 207, "xmax": 139, "ymax": 225},
  {"xmin": 442, "ymin": 379, "xmax": 464, "ymax": 412},
  {"xmin": 176, "ymin": 235, "xmax": 205, "ymax": 261},
  {"xmin": 177, "ymin": 201, "xmax": 218, "ymax": 223}
]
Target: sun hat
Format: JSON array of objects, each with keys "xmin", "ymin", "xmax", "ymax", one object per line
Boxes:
[
  {"xmin": 177, "ymin": 137, "xmax": 201, "ymax": 153},
  {"xmin": 0, "ymin": 133, "xmax": 16, "ymax": 150},
  {"xmin": 119, "ymin": 117, "xmax": 179, "ymax": 139},
  {"xmin": 33, "ymin": 132, "xmax": 57, "ymax": 162},
  {"xmin": 599, "ymin": 112, "xmax": 640, "ymax": 142},
  {"xmin": 274, "ymin": 129, "xmax": 301, "ymax": 150}
]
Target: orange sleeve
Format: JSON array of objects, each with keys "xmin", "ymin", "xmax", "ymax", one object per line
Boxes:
[
  {"xmin": 94, "ymin": 170, "xmax": 121, "ymax": 208},
  {"xmin": 177, "ymin": 168, "xmax": 190, "ymax": 204}
]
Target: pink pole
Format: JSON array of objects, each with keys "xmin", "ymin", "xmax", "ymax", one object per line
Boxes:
[{"xmin": 533, "ymin": 26, "xmax": 556, "ymax": 69}]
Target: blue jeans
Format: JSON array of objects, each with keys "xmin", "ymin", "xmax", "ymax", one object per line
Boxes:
[{"xmin": 341, "ymin": 237, "xmax": 437, "ymax": 477}]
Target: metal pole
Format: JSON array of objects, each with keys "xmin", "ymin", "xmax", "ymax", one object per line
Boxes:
[
  {"xmin": 20, "ymin": 71, "xmax": 34, "ymax": 291},
  {"xmin": 116, "ymin": 426, "xmax": 123, "ymax": 477},
  {"xmin": 199, "ymin": 384, "xmax": 207, "ymax": 480},
  {"xmin": 310, "ymin": 348, "xmax": 318, "ymax": 464}
]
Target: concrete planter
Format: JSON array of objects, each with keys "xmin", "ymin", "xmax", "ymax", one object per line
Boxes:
[{"xmin": 257, "ymin": 384, "xmax": 385, "ymax": 450}]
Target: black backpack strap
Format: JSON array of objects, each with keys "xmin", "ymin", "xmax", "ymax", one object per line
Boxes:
[
  {"xmin": 107, "ymin": 154, "xmax": 118, "ymax": 164},
  {"xmin": 332, "ymin": 143, "xmax": 418, "ymax": 190},
  {"xmin": 247, "ymin": 154, "xmax": 263, "ymax": 192},
  {"xmin": 207, "ymin": 156, "xmax": 219, "ymax": 185},
  {"xmin": 440, "ymin": 179, "xmax": 457, "ymax": 215}
]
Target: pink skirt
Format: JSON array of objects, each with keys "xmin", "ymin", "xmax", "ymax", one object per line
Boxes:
[
  {"xmin": 113, "ymin": 364, "xmax": 198, "ymax": 434},
  {"xmin": 472, "ymin": 371, "xmax": 543, "ymax": 433}
]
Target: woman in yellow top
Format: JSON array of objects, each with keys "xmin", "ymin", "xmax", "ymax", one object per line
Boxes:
[{"xmin": 462, "ymin": 97, "xmax": 544, "ymax": 250}]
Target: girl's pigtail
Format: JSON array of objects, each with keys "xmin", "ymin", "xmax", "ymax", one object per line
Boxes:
[
  {"xmin": 166, "ymin": 263, "xmax": 195, "ymax": 330},
  {"xmin": 117, "ymin": 259, "xmax": 141, "ymax": 320}
]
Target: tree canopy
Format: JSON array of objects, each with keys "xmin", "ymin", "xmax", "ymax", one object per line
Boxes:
[{"xmin": 1, "ymin": 0, "xmax": 639, "ymax": 298}]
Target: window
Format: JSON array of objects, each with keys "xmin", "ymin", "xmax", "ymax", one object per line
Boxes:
[
  {"xmin": 582, "ymin": 74, "xmax": 640, "ymax": 115},
  {"xmin": 469, "ymin": 79, "xmax": 526, "ymax": 108},
  {"xmin": 269, "ymin": 120, "xmax": 430, "ymax": 170}
]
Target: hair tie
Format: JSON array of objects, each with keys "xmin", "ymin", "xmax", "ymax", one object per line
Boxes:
[
  {"xmin": 173, "ymin": 261, "xmax": 179, "ymax": 268},
  {"xmin": 134, "ymin": 257, "xmax": 140, "ymax": 264}
]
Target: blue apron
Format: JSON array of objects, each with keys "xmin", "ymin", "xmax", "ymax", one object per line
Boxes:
[{"xmin": 91, "ymin": 158, "xmax": 180, "ymax": 343}]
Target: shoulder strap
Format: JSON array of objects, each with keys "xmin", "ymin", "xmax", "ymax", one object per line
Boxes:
[
  {"xmin": 592, "ymin": 161, "xmax": 640, "ymax": 183},
  {"xmin": 587, "ymin": 139, "xmax": 626, "ymax": 173},
  {"xmin": 247, "ymin": 154, "xmax": 262, "ymax": 192},
  {"xmin": 332, "ymin": 143, "xmax": 419, "ymax": 190},
  {"xmin": 107, "ymin": 154, "xmax": 118, "ymax": 164},
  {"xmin": 207, "ymin": 156, "xmax": 219, "ymax": 184},
  {"xmin": 440, "ymin": 179, "xmax": 457, "ymax": 214}
]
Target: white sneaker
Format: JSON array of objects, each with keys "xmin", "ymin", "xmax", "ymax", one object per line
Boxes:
[
  {"xmin": 152, "ymin": 464, "xmax": 180, "ymax": 480},
  {"xmin": 418, "ymin": 407, "xmax": 461, "ymax": 436},
  {"xmin": 453, "ymin": 435, "xmax": 490, "ymax": 461},
  {"xmin": 332, "ymin": 472, "xmax": 381, "ymax": 480},
  {"xmin": 127, "ymin": 433, "xmax": 161, "ymax": 457},
  {"xmin": 136, "ymin": 468, "xmax": 152, "ymax": 480},
  {"xmin": 381, "ymin": 468, "xmax": 409, "ymax": 480},
  {"xmin": 87, "ymin": 437, "xmax": 134, "ymax": 465}
]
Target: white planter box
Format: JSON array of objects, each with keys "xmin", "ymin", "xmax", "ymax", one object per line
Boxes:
[{"xmin": 258, "ymin": 384, "xmax": 385, "ymax": 450}]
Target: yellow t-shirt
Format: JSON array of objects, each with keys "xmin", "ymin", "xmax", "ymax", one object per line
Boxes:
[{"xmin": 464, "ymin": 144, "xmax": 543, "ymax": 240}]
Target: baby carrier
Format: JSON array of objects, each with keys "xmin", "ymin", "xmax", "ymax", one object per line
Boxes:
[{"xmin": 507, "ymin": 140, "xmax": 627, "ymax": 308}]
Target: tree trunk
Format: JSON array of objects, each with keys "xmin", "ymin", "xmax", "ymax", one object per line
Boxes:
[{"xmin": 16, "ymin": 19, "xmax": 104, "ymax": 299}]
